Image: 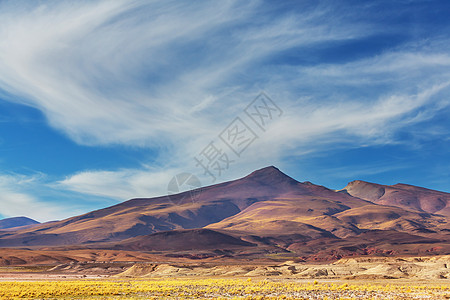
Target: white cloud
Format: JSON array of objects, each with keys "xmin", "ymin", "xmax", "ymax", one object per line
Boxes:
[
  {"xmin": 0, "ymin": 0, "xmax": 382, "ymax": 147},
  {"xmin": 56, "ymin": 168, "xmax": 177, "ymax": 200},
  {"xmin": 54, "ymin": 82, "xmax": 450, "ymax": 200},
  {"xmin": 0, "ymin": 174, "xmax": 75, "ymax": 222}
]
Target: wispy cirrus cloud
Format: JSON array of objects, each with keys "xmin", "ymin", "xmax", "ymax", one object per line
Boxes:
[
  {"xmin": 56, "ymin": 167, "xmax": 178, "ymax": 200},
  {"xmin": 0, "ymin": 0, "xmax": 386, "ymax": 147}
]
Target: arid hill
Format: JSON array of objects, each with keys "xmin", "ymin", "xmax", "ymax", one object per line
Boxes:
[
  {"xmin": 0, "ymin": 216, "xmax": 40, "ymax": 230},
  {"xmin": 341, "ymin": 180, "xmax": 450, "ymax": 217},
  {"xmin": 0, "ymin": 166, "xmax": 449, "ymax": 262}
]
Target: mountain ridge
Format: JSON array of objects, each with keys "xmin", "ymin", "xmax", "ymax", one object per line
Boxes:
[
  {"xmin": 341, "ymin": 179, "xmax": 450, "ymax": 216},
  {"xmin": 0, "ymin": 166, "xmax": 449, "ymax": 261},
  {"xmin": 0, "ymin": 216, "xmax": 40, "ymax": 230}
]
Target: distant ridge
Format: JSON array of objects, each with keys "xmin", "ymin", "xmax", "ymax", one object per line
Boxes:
[
  {"xmin": 341, "ymin": 180, "xmax": 450, "ymax": 216},
  {"xmin": 0, "ymin": 216, "xmax": 40, "ymax": 230}
]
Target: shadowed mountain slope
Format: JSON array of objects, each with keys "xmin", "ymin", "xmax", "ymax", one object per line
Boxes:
[
  {"xmin": 113, "ymin": 229, "xmax": 256, "ymax": 251},
  {"xmin": 0, "ymin": 216, "xmax": 40, "ymax": 230}
]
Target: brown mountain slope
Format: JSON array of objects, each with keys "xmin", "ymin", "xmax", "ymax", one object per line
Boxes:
[
  {"xmin": 341, "ymin": 180, "xmax": 450, "ymax": 217},
  {"xmin": 206, "ymin": 197, "xmax": 446, "ymax": 238},
  {"xmin": 0, "ymin": 166, "xmax": 364, "ymax": 247},
  {"xmin": 206, "ymin": 175, "xmax": 447, "ymax": 238},
  {"xmin": 0, "ymin": 166, "xmax": 449, "ymax": 257},
  {"xmin": 206, "ymin": 197, "xmax": 363, "ymax": 238}
]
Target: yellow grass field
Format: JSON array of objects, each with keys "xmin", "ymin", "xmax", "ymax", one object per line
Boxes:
[{"xmin": 0, "ymin": 278, "xmax": 449, "ymax": 299}]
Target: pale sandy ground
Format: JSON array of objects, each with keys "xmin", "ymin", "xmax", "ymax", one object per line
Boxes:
[
  {"xmin": 114, "ymin": 255, "xmax": 450, "ymax": 280},
  {"xmin": 1, "ymin": 255, "xmax": 449, "ymax": 280}
]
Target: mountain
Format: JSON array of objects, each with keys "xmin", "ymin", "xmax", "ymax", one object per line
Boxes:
[
  {"xmin": 0, "ymin": 166, "xmax": 449, "ymax": 261},
  {"xmin": 341, "ymin": 180, "xmax": 450, "ymax": 217},
  {"xmin": 1, "ymin": 166, "xmax": 348, "ymax": 246},
  {"xmin": 0, "ymin": 216, "xmax": 40, "ymax": 230}
]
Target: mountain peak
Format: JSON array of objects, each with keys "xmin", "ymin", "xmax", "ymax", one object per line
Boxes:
[
  {"xmin": 249, "ymin": 165, "xmax": 281, "ymax": 175},
  {"xmin": 244, "ymin": 166, "xmax": 299, "ymax": 185}
]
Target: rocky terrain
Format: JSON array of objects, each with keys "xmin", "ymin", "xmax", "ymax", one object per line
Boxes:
[{"xmin": 116, "ymin": 255, "xmax": 450, "ymax": 280}]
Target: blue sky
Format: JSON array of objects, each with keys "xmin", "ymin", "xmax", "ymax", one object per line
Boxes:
[{"xmin": 0, "ymin": 0, "xmax": 449, "ymax": 221}]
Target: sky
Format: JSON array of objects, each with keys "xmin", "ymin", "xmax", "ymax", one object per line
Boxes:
[{"xmin": 0, "ymin": 0, "xmax": 449, "ymax": 222}]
